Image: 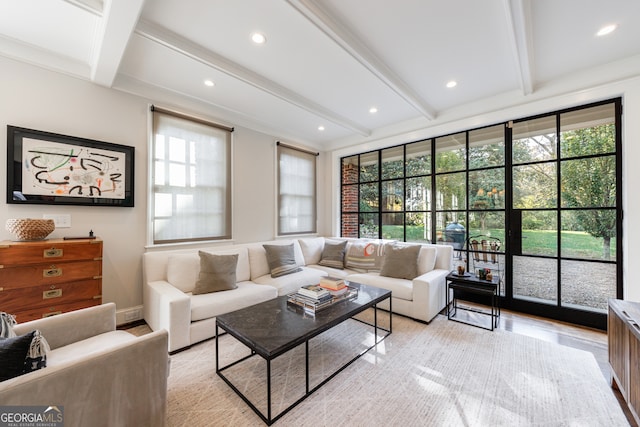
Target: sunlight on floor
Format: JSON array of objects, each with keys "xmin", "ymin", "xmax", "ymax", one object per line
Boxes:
[
  {"xmin": 519, "ymin": 372, "xmax": 559, "ymax": 400},
  {"xmin": 360, "ymin": 331, "xmax": 387, "ymax": 364}
]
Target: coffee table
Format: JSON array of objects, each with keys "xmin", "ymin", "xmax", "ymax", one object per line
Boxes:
[{"xmin": 215, "ymin": 281, "xmax": 391, "ymax": 425}]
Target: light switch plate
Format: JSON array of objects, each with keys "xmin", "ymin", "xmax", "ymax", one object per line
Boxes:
[{"xmin": 43, "ymin": 214, "xmax": 71, "ymax": 228}]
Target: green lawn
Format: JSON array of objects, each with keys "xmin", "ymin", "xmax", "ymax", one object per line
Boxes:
[
  {"xmin": 522, "ymin": 229, "xmax": 616, "ymax": 259},
  {"xmin": 381, "ymin": 226, "xmax": 616, "ymax": 260}
]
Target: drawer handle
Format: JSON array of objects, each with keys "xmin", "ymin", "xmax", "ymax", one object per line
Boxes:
[
  {"xmin": 43, "ymin": 289, "xmax": 62, "ymax": 299},
  {"xmin": 42, "ymin": 310, "xmax": 62, "ymax": 318},
  {"xmin": 43, "ymin": 267, "xmax": 62, "ymax": 278},
  {"xmin": 44, "ymin": 248, "xmax": 63, "ymax": 258}
]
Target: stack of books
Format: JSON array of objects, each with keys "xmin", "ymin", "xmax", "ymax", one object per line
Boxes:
[
  {"xmin": 319, "ymin": 276, "xmax": 349, "ymax": 296},
  {"xmin": 287, "ymin": 281, "xmax": 358, "ymax": 315},
  {"xmin": 292, "ymin": 284, "xmax": 334, "ymax": 312}
]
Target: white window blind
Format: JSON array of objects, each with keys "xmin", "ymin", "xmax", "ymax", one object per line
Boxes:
[
  {"xmin": 151, "ymin": 109, "xmax": 232, "ymax": 244},
  {"xmin": 277, "ymin": 143, "xmax": 317, "ymax": 235}
]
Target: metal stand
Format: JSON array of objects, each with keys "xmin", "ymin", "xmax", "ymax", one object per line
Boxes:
[{"xmin": 447, "ymin": 272, "xmax": 500, "ymax": 331}]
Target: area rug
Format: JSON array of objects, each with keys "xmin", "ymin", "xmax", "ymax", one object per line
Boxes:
[{"xmin": 166, "ymin": 312, "xmax": 628, "ymax": 426}]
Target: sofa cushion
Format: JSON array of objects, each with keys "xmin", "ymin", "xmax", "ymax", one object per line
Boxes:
[
  {"xmin": 167, "ymin": 247, "xmax": 250, "ymax": 293},
  {"xmin": 190, "ymin": 281, "xmax": 278, "ymax": 321},
  {"xmin": 318, "ymin": 240, "xmax": 347, "ymax": 269},
  {"xmin": 263, "ymin": 243, "xmax": 302, "ymax": 278},
  {"xmin": 47, "ymin": 331, "xmax": 137, "ymax": 367},
  {"xmin": 193, "ymin": 252, "xmax": 238, "ymax": 295},
  {"xmin": 433, "ymin": 244, "xmax": 454, "ymax": 271},
  {"xmin": 253, "ymin": 267, "xmax": 326, "ymax": 296},
  {"xmin": 166, "ymin": 254, "xmax": 199, "ymax": 293},
  {"xmin": 0, "ymin": 331, "xmax": 35, "ymax": 381},
  {"xmin": 306, "ymin": 264, "xmax": 352, "ymax": 278},
  {"xmin": 298, "ymin": 237, "xmax": 324, "ymax": 265},
  {"xmin": 347, "ymin": 272, "xmax": 414, "ymax": 301},
  {"xmin": 344, "ymin": 240, "xmax": 386, "ymax": 270},
  {"xmin": 380, "ymin": 243, "xmax": 421, "ymax": 280},
  {"xmin": 418, "ymin": 246, "xmax": 437, "ymax": 275}
]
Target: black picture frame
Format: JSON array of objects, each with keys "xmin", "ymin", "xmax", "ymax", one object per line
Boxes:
[{"xmin": 6, "ymin": 125, "xmax": 134, "ymax": 207}]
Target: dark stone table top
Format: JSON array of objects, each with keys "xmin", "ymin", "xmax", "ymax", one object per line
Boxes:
[
  {"xmin": 216, "ymin": 282, "xmax": 391, "ymax": 359},
  {"xmin": 446, "ymin": 271, "xmax": 498, "ymax": 291}
]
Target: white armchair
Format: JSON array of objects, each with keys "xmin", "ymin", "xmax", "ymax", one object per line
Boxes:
[{"xmin": 0, "ymin": 303, "xmax": 169, "ymax": 427}]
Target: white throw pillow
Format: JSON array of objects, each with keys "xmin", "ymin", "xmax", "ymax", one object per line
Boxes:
[{"xmin": 298, "ymin": 237, "xmax": 324, "ymax": 265}]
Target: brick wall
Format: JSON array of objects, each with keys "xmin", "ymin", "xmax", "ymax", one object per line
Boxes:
[{"xmin": 341, "ymin": 162, "xmax": 359, "ymax": 237}]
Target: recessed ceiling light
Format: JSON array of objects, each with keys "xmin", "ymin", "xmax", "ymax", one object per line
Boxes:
[
  {"xmin": 318, "ymin": 125, "xmax": 325, "ymax": 131},
  {"xmin": 204, "ymin": 79, "xmax": 215, "ymax": 87},
  {"xmin": 446, "ymin": 80, "xmax": 457, "ymax": 88},
  {"xmin": 369, "ymin": 107, "xmax": 378, "ymax": 114},
  {"xmin": 596, "ymin": 24, "xmax": 617, "ymax": 37},
  {"xmin": 251, "ymin": 32, "xmax": 266, "ymax": 44}
]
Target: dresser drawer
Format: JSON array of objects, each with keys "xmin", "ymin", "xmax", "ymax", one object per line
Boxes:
[
  {"xmin": 0, "ymin": 279, "xmax": 101, "ymax": 313},
  {"xmin": 0, "ymin": 240, "xmax": 102, "ymax": 266},
  {"xmin": 12, "ymin": 299, "xmax": 102, "ymax": 323},
  {"xmin": 0, "ymin": 260, "xmax": 102, "ymax": 290}
]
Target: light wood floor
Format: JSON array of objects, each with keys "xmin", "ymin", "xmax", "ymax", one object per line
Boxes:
[{"xmin": 450, "ymin": 302, "xmax": 637, "ymax": 427}]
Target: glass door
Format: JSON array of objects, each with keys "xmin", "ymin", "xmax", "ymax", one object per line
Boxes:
[
  {"xmin": 508, "ymin": 101, "xmax": 621, "ymax": 328},
  {"xmin": 510, "ymin": 115, "xmax": 559, "ymax": 305}
]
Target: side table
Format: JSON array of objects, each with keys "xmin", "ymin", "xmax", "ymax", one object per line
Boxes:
[{"xmin": 446, "ymin": 271, "xmax": 500, "ymax": 331}]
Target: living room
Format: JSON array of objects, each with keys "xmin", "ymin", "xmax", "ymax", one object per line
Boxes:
[{"xmin": 1, "ymin": 1, "xmax": 640, "ymax": 425}]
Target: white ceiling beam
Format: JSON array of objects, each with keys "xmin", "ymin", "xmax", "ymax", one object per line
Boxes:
[
  {"xmin": 91, "ymin": 0, "xmax": 145, "ymax": 87},
  {"xmin": 135, "ymin": 20, "xmax": 371, "ymax": 137},
  {"xmin": 62, "ymin": 0, "xmax": 103, "ymax": 16},
  {"xmin": 114, "ymin": 74, "xmax": 327, "ymax": 150},
  {"xmin": 503, "ymin": 0, "xmax": 534, "ymax": 95},
  {"xmin": 0, "ymin": 34, "xmax": 90, "ymax": 79},
  {"xmin": 286, "ymin": 0, "xmax": 437, "ymax": 120}
]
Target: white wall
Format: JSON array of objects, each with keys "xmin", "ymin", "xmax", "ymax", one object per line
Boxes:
[
  {"xmin": 328, "ymin": 76, "xmax": 640, "ymax": 303},
  {"xmin": 0, "ymin": 56, "xmax": 328, "ymax": 317},
  {"xmin": 0, "ymin": 57, "xmax": 149, "ymax": 312}
]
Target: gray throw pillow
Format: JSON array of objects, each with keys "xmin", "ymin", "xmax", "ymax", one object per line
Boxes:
[
  {"xmin": 193, "ymin": 252, "xmax": 239, "ymax": 295},
  {"xmin": 380, "ymin": 244, "xmax": 421, "ymax": 280},
  {"xmin": 318, "ymin": 240, "xmax": 347, "ymax": 269},
  {"xmin": 263, "ymin": 244, "xmax": 302, "ymax": 278}
]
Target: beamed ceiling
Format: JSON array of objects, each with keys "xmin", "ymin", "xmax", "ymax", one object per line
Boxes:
[{"xmin": 1, "ymin": 0, "xmax": 639, "ymax": 150}]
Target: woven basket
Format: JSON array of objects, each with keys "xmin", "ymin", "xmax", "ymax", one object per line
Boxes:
[{"xmin": 6, "ymin": 218, "xmax": 55, "ymax": 241}]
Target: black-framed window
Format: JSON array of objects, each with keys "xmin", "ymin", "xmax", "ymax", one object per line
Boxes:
[
  {"xmin": 339, "ymin": 101, "xmax": 618, "ymax": 251},
  {"xmin": 340, "ymin": 99, "xmax": 622, "ymax": 328}
]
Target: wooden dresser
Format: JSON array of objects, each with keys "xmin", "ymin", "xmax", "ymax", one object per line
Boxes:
[
  {"xmin": 608, "ymin": 298, "xmax": 640, "ymax": 425},
  {"xmin": 0, "ymin": 238, "xmax": 102, "ymax": 322}
]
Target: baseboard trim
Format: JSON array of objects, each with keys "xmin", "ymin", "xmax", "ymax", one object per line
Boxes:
[{"xmin": 115, "ymin": 304, "xmax": 143, "ymax": 326}]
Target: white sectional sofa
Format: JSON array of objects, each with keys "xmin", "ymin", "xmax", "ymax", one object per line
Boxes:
[
  {"xmin": 143, "ymin": 237, "xmax": 453, "ymax": 352},
  {"xmin": 299, "ymin": 237, "xmax": 454, "ymax": 324},
  {"xmin": 143, "ymin": 239, "xmax": 327, "ymax": 352}
]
